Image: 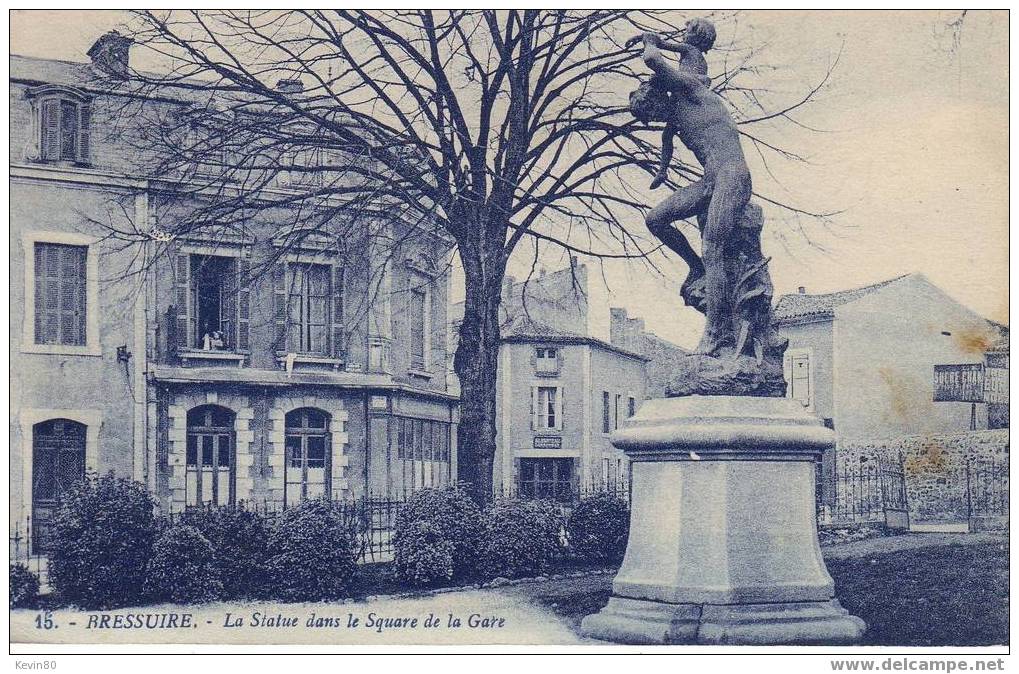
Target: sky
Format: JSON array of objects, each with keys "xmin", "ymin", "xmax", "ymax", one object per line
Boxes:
[{"xmin": 9, "ymin": 10, "xmax": 1009, "ymax": 348}]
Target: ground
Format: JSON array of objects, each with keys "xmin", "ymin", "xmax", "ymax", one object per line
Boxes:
[{"xmin": 10, "ymin": 533, "xmax": 1008, "ymax": 646}]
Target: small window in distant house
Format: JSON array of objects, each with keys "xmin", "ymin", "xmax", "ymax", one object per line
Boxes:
[
  {"xmin": 628, "ymin": 396, "xmax": 637, "ymax": 419},
  {"xmin": 602, "ymin": 391, "xmax": 611, "ymax": 434},
  {"xmin": 34, "ymin": 242, "xmax": 87, "ymax": 346},
  {"xmin": 36, "ymin": 95, "xmax": 92, "ymax": 165},
  {"xmin": 790, "ymin": 354, "xmax": 811, "ymax": 406},
  {"xmin": 615, "ymin": 394, "xmax": 622, "ymax": 429},
  {"xmin": 536, "ymin": 386, "xmax": 559, "ymax": 430},
  {"xmin": 536, "ymin": 347, "xmax": 558, "ymax": 374},
  {"xmin": 410, "ymin": 286, "xmax": 427, "ymax": 370}
]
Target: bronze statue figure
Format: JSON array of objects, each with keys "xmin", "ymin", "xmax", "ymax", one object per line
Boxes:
[{"xmin": 627, "ymin": 18, "xmax": 787, "ymax": 397}]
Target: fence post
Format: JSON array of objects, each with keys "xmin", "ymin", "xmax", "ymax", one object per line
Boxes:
[{"xmin": 965, "ymin": 456, "xmax": 973, "ymax": 533}]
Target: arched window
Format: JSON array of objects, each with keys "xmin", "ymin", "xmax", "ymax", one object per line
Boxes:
[
  {"xmin": 32, "ymin": 419, "xmax": 86, "ymax": 553},
  {"xmin": 26, "ymin": 85, "xmax": 92, "ymax": 165},
  {"xmin": 284, "ymin": 408, "xmax": 331, "ymax": 506},
  {"xmin": 186, "ymin": 405, "xmax": 235, "ymax": 507}
]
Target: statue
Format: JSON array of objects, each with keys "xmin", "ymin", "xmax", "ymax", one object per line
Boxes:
[{"xmin": 626, "ymin": 18, "xmax": 787, "ymax": 397}]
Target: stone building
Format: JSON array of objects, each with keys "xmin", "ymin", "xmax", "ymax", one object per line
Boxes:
[
  {"xmin": 10, "ymin": 33, "xmax": 458, "ymax": 549},
  {"xmin": 451, "ymin": 261, "xmax": 689, "ymax": 499},
  {"xmin": 775, "ymin": 273, "xmax": 1007, "ymax": 483}
]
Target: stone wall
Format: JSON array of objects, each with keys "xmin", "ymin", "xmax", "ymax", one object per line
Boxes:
[{"xmin": 840, "ymin": 430, "xmax": 1009, "ymax": 522}]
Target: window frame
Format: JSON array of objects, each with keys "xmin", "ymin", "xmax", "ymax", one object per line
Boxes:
[
  {"xmin": 22, "ymin": 231, "xmax": 100, "ymax": 356},
  {"xmin": 284, "ymin": 261, "xmax": 332, "ymax": 356},
  {"xmin": 184, "ymin": 405, "xmax": 237, "ymax": 508},
  {"xmin": 602, "ymin": 391, "xmax": 611, "ymax": 434},
  {"xmin": 532, "ymin": 383, "xmax": 564, "ymax": 432},
  {"xmin": 784, "ymin": 347, "xmax": 814, "ymax": 409},
  {"xmin": 26, "ymin": 85, "xmax": 92, "ymax": 166},
  {"xmin": 408, "ymin": 280, "xmax": 431, "ymax": 373},
  {"xmin": 283, "ymin": 408, "xmax": 332, "ymax": 506}
]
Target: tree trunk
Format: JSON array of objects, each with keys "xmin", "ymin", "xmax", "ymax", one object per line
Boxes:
[{"xmin": 454, "ymin": 242, "xmax": 505, "ymax": 504}]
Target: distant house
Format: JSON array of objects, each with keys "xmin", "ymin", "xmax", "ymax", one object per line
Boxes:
[
  {"xmin": 451, "ymin": 260, "xmax": 690, "ymax": 499},
  {"xmin": 775, "ymin": 274, "xmax": 1007, "ymax": 452}
]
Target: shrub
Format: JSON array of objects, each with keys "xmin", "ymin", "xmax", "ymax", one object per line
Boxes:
[
  {"xmin": 264, "ymin": 498, "xmax": 357, "ymax": 601},
  {"xmin": 48, "ymin": 473, "xmax": 156, "ymax": 609},
  {"xmin": 144, "ymin": 525, "xmax": 223, "ymax": 604},
  {"xmin": 567, "ymin": 493, "xmax": 630, "ymax": 563},
  {"xmin": 180, "ymin": 506, "xmax": 270, "ymax": 599},
  {"xmin": 481, "ymin": 499, "xmax": 564, "ymax": 580},
  {"xmin": 393, "ymin": 520, "xmax": 455, "ymax": 587},
  {"xmin": 10, "ymin": 564, "xmax": 40, "ymax": 609},
  {"xmin": 393, "ymin": 486, "xmax": 484, "ymax": 586}
]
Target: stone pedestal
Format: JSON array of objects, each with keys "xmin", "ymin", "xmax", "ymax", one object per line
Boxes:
[{"xmin": 581, "ymin": 396, "xmax": 865, "ymax": 645}]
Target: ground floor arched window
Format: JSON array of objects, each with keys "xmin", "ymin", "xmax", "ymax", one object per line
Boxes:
[
  {"xmin": 186, "ymin": 405, "xmax": 235, "ymax": 506},
  {"xmin": 284, "ymin": 407, "xmax": 331, "ymax": 506},
  {"xmin": 32, "ymin": 418, "xmax": 86, "ymax": 553}
]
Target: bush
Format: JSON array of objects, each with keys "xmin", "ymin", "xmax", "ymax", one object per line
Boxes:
[
  {"xmin": 481, "ymin": 499, "xmax": 564, "ymax": 580},
  {"xmin": 180, "ymin": 506, "xmax": 270, "ymax": 599},
  {"xmin": 48, "ymin": 473, "xmax": 156, "ymax": 609},
  {"xmin": 264, "ymin": 498, "xmax": 357, "ymax": 601},
  {"xmin": 567, "ymin": 493, "xmax": 630, "ymax": 563},
  {"xmin": 10, "ymin": 564, "xmax": 40, "ymax": 609},
  {"xmin": 393, "ymin": 486, "xmax": 484, "ymax": 587},
  {"xmin": 393, "ymin": 520, "xmax": 455, "ymax": 586},
  {"xmin": 144, "ymin": 525, "xmax": 223, "ymax": 604}
]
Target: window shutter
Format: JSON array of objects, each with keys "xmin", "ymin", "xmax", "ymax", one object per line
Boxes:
[
  {"xmin": 221, "ymin": 259, "xmax": 237, "ymax": 351},
  {"xmin": 173, "ymin": 253, "xmax": 191, "ymax": 352},
  {"xmin": 41, "ymin": 100, "xmax": 59, "ymax": 161},
  {"xmin": 782, "ymin": 353, "xmax": 793, "ymax": 399},
  {"xmin": 530, "ymin": 386, "xmax": 537, "ymax": 430},
  {"xmin": 556, "ymin": 386, "xmax": 565, "ymax": 431},
  {"xmin": 64, "ymin": 246, "xmax": 87, "ymax": 346},
  {"xmin": 34, "ymin": 244, "xmax": 58, "ymax": 344},
  {"xmin": 236, "ymin": 258, "xmax": 250, "ymax": 351},
  {"xmin": 77, "ymin": 101, "xmax": 91, "ymax": 164},
  {"xmin": 273, "ymin": 262, "xmax": 288, "ymax": 350},
  {"xmin": 331, "ymin": 264, "xmax": 345, "ymax": 360}
]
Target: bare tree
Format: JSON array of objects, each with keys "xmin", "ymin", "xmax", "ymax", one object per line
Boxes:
[{"xmin": 106, "ymin": 10, "xmax": 835, "ymax": 502}]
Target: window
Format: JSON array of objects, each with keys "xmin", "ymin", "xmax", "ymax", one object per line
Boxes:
[
  {"xmin": 34, "ymin": 242, "xmax": 87, "ymax": 346},
  {"xmin": 35, "ymin": 94, "xmax": 91, "ymax": 164},
  {"xmin": 284, "ymin": 408, "xmax": 331, "ymax": 506},
  {"xmin": 615, "ymin": 394, "xmax": 622, "ymax": 429},
  {"xmin": 190, "ymin": 254, "xmax": 237, "ymax": 350},
  {"xmin": 534, "ymin": 386, "xmax": 561, "ymax": 430},
  {"xmin": 31, "ymin": 419, "xmax": 86, "ymax": 553},
  {"xmin": 185, "ymin": 406, "xmax": 235, "ymax": 507},
  {"xmin": 628, "ymin": 396, "xmax": 637, "ymax": 419},
  {"xmin": 391, "ymin": 416, "xmax": 452, "ymax": 494},
  {"xmin": 518, "ymin": 458, "xmax": 574, "ymax": 503},
  {"xmin": 602, "ymin": 391, "xmax": 611, "ymax": 434},
  {"xmin": 536, "ymin": 347, "xmax": 558, "ymax": 374},
  {"xmin": 789, "ymin": 353, "xmax": 811, "ymax": 406},
  {"xmin": 410, "ymin": 286, "xmax": 427, "ymax": 370},
  {"xmin": 285, "ymin": 263, "xmax": 331, "ymax": 354}
]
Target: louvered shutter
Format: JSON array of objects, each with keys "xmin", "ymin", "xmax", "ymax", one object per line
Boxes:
[
  {"xmin": 41, "ymin": 100, "xmax": 59, "ymax": 161},
  {"xmin": 34, "ymin": 244, "xmax": 58, "ymax": 344},
  {"xmin": 273, "ymin": 262, "xmax": 288, "ymax": 350},
  {"xmin": 331, "ymin": 264, "xmax": 345, "ymax": 360},
  {"xmin": 221, "ymin": 260, "xmax": 236, "ymax": 350},
  {"xmin": 556, "ymin": 386, "xmax": 565, "ymax": 431},
  {"xmin": 173, "ymin": 253, "xmax": 191, "ymax": 352},
  {"xmin": 530, "ymin": 386, "xmax": 538, "ymax": 430},
  {"xmin": 62, "ymin": 246, "xmax": 86, "ymax": 346},
  {"xmin": 236, "ymin": 258, "xmax": 250, "ymax": 351},
  {"xmin": 77, "ymin": 101, "xmax": 91, "ymax": 164}
]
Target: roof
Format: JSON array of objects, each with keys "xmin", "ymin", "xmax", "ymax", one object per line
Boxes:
[
  {"xmin": 501, "ymin": 314, "xmax": 648, "ymax": 362},
  {"xmin": 774, "ymin": 275, "xmax": 911, "ymax": 322}
]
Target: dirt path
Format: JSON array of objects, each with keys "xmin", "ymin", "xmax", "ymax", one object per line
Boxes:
[{"xmin": 821, "ymin": 531, "xmax": 1007, "ymax": 560}]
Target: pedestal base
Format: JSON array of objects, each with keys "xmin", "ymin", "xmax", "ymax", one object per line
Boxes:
[
  {"xmin": 581, "ymin": 596, "xmax": 866, "ymax": 645},
  {"xmin": 580, "ymin": 396, "xmax": 866, "ymax": 645}
]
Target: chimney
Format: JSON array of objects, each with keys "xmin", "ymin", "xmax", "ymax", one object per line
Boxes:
[
  {"xmin": 276, "ymin": 78, "xmax": 304, "ymax": 94},
  {"xmin": 87, "ymin": 30, "xmax": 133, "ymax": 79},
  {"xmin": 798, "ymin": 286, "xmax": 806, "ymax": 294},
  {"xmin": 610, "ymin": 308, "xmax": 627, "ymax": 347}
]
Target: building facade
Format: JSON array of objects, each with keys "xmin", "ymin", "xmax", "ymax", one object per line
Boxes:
[
  {"xmin": 11, "ymin": 34, "xmax": 458, "ymax": 550},
  {"xmin": 452, "ymin": 261, "xmax": 690, "ymax": 499},
  {"xmin": 775, "ymin": 273, "xmax": 1007, "ymax": 451}
]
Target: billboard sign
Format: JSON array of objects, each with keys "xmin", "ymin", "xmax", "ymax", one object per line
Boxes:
[{"xmin": 933, "ymin": 363, "xmax": 986, "ymax": 403}]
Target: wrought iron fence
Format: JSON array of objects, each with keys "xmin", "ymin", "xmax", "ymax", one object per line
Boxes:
[
  {"xmin": 9, "ymin": 516, "xmax": 49, "ymax": 587},
  {"xmin": 817, "ymin": 457, "xmax": 910, "ymax": 527},
  {"xmin": 966, "ymin": 457, "xmax": 1009, "ymax": 519}
]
